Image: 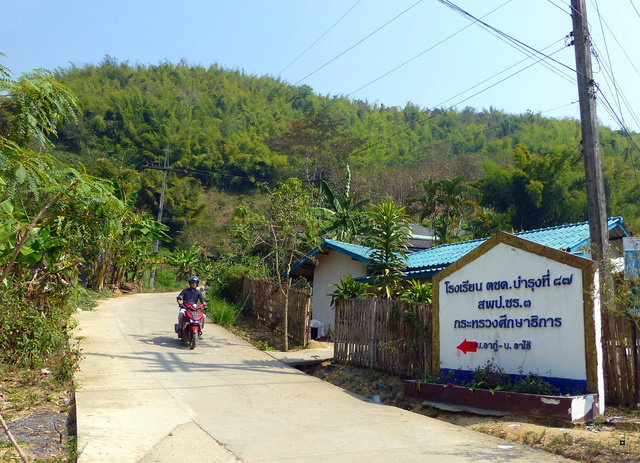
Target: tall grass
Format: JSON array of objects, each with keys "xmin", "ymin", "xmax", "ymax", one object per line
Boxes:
[{"xmin": 208, "ymin": 298, "xmax": 241, "ymax": 328}]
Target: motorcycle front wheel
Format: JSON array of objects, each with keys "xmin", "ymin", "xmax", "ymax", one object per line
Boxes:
[{"xmin": 189, "ymin": 330, "xmax": 197, "ymax": 350}]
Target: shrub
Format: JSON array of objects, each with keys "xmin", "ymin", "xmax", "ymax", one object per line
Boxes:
[
  {"xmin": 328, "ymin": 275, "xmax": 371, "ymax": 306},
  {"xmin": 142, "ymin": 264, "xmax": 184, "ymax": 292},
  {"xmin": 205, "ymin": 256, "xmax": 267, "ymax": 302},
  {"xmin": 0, "ymin": 286, "xmax": 72, "ymax": 372},
  {"xmin": 512, "ymin": 373, "xmax": 560, "ymax": 395},
  {"xmin": 469, "ymin": 359, "xmax": 511, "ymax": 391},
  {"xmin": 397, "ymin": 280, "xmax": 432, "ymax": 303},
  {"xmin": 208, "ymin": 299, "xmax": 241, "ymax": 328},
  {"xmin": 438, "ymin": 359, "xmax": 560, "ymax": 395}
]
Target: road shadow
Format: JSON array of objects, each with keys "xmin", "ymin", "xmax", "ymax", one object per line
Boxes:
[{"xmin": 80, "ymin": 330, "xmax": 306, "ymax": 379}]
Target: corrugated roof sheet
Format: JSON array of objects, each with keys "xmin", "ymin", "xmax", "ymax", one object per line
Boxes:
[
  {"xmin": 290, "ymin": 217, "xmax": 628, "ymax": 279},
  {"xmin": 288, "ymin": 239, "xmax": 373, "ymax": 276},
  {"xmin": 406, "ymin": 217, "xmax": 627, "ymax": 277},
  {"xmin": 323, "ymin": 239, "xmax": 374, "ymax": 262}
]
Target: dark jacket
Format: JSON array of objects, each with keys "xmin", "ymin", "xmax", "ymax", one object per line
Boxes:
[{"xmin": 177, "ymin": 287, "xmax": 205, "ymax": 306}]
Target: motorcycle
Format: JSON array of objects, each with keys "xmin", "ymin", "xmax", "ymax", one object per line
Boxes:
[{"xmin": 175, "ymin": 300, "xmax": 208, "ymax": 349}]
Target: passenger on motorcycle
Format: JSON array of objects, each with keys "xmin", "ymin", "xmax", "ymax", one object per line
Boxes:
[{"xmin": 176, "ymin": 276, "xmax": 206, "ymax": 338}]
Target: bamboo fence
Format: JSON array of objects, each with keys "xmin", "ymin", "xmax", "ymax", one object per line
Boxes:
[
  {"xmin": 602, "ymin": 311, "xmax": 640, "ymax": 406},
  {"xmin": 241, "ymin": 277, "xmax": 312, "ymax": 347},
  {"xmin": 334, "ymin": 298, "xmax": 432, "ymax": 378},
  {"xmin": 332, "ymin": 298, "xmax": 640, "ymax": 406}
]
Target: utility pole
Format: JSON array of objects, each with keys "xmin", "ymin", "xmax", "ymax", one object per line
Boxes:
[
  {"xmin": 571, "ymin": 0, "xmax": 613, "ymax": 304},
  {"xmin": 148, "ymin": 146, "xmax": 170, "ymax": 288}
]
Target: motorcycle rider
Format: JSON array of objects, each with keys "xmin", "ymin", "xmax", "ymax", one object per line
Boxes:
[{"xmin": 176, "ymin": 276, "xmax": 206, "ymax": 338}]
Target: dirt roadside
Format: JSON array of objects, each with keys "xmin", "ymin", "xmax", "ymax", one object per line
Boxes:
[
  {"xmin": 0, "ymin": 370, "xmax": 74, "ymax": 462},
  {"xmin": 303, "ymin": 360, "xmax": 640, "ymax": 463}
]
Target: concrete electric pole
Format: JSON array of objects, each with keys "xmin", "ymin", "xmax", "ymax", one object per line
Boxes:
[
  {"xmin": 571, "ymin": 1, "xmax": 609, "ymax": 258},
  {"xmin": 148, "ymin": 146, "xmax": 170, "ymax": 289},
  {"xmin": 571, "ymin": 0, "xmax": 612, "ymax": 300}
]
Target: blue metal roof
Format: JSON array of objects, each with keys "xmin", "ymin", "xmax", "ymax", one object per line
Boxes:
[
  {"xmin": 513, "ymin": 219, "xmax": 614, "ymax": 253},
  {"xmin": 290, "ymin": 217, "xmax": 628, "ymax": 279},
  {"xmin": 406, "ymin": 217, "xmax": 628, "ymax": 278},
  {"xmin": 288, "ymin": 238, "xmax": 374, "ymax": 275},
  {"xmin": 322, "ymin": 239, "xmax": 374, "ymax": 262}
]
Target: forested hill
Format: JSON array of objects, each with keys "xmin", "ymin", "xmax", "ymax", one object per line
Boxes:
[{"xmin": 53, "ymin": 58, "xmax": 640, "ymax": 234}]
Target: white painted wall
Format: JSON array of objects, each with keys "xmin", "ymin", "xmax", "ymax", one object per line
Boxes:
[
  {"xmin": 312, "ymin": 251, "xmax": 367, "ymax": 333},
  {"xmin": 439, "ymin": 243, "xmax": 587, "ymax": 381}
]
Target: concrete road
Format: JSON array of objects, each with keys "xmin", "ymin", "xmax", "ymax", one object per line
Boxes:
[{"xmin": 73, "ymin": 293, "xmax": 566, "ymax": 462}]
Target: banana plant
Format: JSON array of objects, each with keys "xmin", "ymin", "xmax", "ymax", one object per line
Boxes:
[
  {"xmin": 166, "ymin": 246, "xmax": 203, "ymax": 281},
  {"xmin": 313, "ymin": 164, "xmax": 370, "ymax": 242}
]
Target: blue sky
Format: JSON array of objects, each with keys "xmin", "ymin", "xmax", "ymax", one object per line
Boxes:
[{"xmin": 3, "ymin": 0, "xmax": 640, "ymax": 131}]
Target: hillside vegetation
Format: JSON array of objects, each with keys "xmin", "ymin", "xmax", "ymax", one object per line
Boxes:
[{"xmin": 49, "ymin": 57, "xmax": 640, "ymax": 248}]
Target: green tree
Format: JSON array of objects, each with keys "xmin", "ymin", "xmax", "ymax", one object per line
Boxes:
[
  {"xmin": 269, "ymin": 108, "xmax": 363, "ymax": 188},
  {"xmin": 35, "ymin": 58, "xmax": 639, "ymax": 237},
  {"xmin": 230, "ymin": 178, "xmax": 321, "ymax": 349},
  {"xmin": 409, "ymin": 176, "xmax": 474, "ymax": 244},
  {"xmin": 364, "ymin": 201, "xmax": 411, "ymax": 298},
  {"xmin": 0, "ymin": 62, "xmax": 82, "ymax": 287},
  {"xmin": 463, "ymin": 207, "xmax": 513, "ymax": 239},
  {"xmin": 166, "ymin": 246, "xmax": 203, "ymax": 281},
  {"xmin": 0, "ymin": 58, "xmax": 171, "ymax": 371},
  {"xmin": 136, "ymin": 169, "xmax": 205, "ymax": 239},
  {"xmin": 474, "ymin": 145, "xmax": 585, "ymax": 230}
]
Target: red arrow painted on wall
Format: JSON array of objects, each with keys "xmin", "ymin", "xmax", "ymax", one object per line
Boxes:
[{"xmin": 457, "ymin": 339, "xmax": 478, "ymax": 354}]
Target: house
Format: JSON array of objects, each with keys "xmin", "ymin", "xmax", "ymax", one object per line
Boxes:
[
  {"xmin": 404, "ymin": 223, "xmax": 436, "ymax": 252},
  {"xmin": 289, "ymin": 217, "xmax": 630, "ymax": 336}
]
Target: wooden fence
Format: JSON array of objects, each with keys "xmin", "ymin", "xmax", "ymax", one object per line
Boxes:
[
  {"xmin": 241, "ymin": 277, "xmax": 312, "ymax": 347},
  {"xmin": 334, "ymin": 298, "xmax": 433, "ymax": 378},
  {"xmin": 602, "ymin": 311, "xmax": 640, "ymax": 406},
  {"xmin": 333, "ymin": 298, "xmax": 640, "ymax": 406}
]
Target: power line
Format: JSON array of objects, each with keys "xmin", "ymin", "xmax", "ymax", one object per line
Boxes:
[
  {"xmin": 435, "ymin": 44, "xmax": 572, "ymax": 110},
  {"xmin": 547, "ymin": 0, "xmax": 573, "ymax": 15},
  {"xmin": 346, "ymin": 0, "xmax": 514, "ymax": 100},
  {"xmin": 546, "ymin": 0, "xmax": 640, "ymax": 122},
  {"xmin": 591, "ymin": 0, "xmax": 626, "ymax": 127},
  {"xmin": 349, "ymin": 44, "xmax": 574, "ymax": 158},
  {"xmin": 630, "ymin": 0, "xmax": 640, "ymax": 19},
  {"xmin": 585, "ymin": 0, "xmax": 640, "ymax": 130},
  {"xmin": 278, "ymin": 0, "xmax": 362, "ymax": 76},
  {"xmin": 541, "ymin": 100, "xmax": 579, "ymax": 115},
  {"xmin": 145, "ymin": 163, "xmax": 279, "ymax": 184},
  {"xmin": 596, "ymin": 88, "xmax": 640, "ymax": 189},
  {"xmin": 341, "ymin": 2, "xmax": 580, "ymax": 156},
  {"xmin": 439, "ymin": 0, "xmax": 579, "ymax": 78},
  {"xmin": 343, "ymin": 1, "xmax": 574, "ymax": 111},
  {"xmin": 293, "ymin": 0, "xmax": 424, "ymax": 86},
  {"xmin": 591, "ymin": 48, "xmax": 640, "ymax": 130}
]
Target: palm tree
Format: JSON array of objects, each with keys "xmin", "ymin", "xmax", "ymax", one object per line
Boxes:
[
  {"xmin": 364, "ymin": 201, "xmax": 411, "ymax": 298},
  {"xmin": 410, "ymin": 176, "xmax": 473, "ymax": 244}
]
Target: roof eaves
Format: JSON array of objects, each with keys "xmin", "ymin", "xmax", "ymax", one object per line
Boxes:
[
  {"xmin": 288, "ymin": 243, "xmax": 326, "ymax": 275},
  {"xmin": 322, "ymin": 239, "xmax": 372, "ymax": 264}
]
